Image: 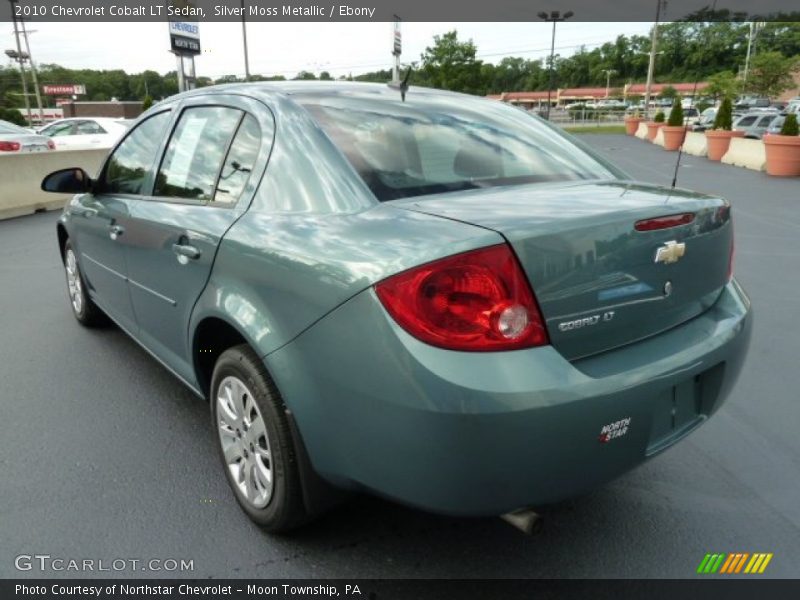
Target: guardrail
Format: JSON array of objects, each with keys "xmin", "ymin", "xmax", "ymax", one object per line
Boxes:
[{"xmin": 0, "ymin": 148, "xmax": 108, "ymax": 221}]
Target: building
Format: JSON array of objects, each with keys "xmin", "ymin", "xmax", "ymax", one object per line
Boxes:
[
  {"xmin": 60, "ymin": 101, "xmax": 143, "ymax": 119},
  {"xmin": 488, "ymin": 82, "xmax": 710, "ymax": 108}
]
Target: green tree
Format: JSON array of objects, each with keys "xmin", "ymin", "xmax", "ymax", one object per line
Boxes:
[
  {"xmin": 141, "ymin": 95, "xmax": 153, "ymax": 111},
  {"xmin": 747, "ymin": 51, "xmax": 800, "ymax": 98},
  {"xmin": 713, "ymin": 97, "xmax": 733, "ymax": 130},
  {"xmin": 705, "ymin": 71, "xmax": 740, "ymax": 101},
  {"xmin": 660, "ymin": 85, "xmax": 679, "ymax": 101},
  {"xmin": 667, "ymin": 98, "xmax": 684, "ymax": 126},
  {"xmin": 420, "ymin": 30, "xmax": 485, "ymax": 95},
  {"xmin": 293, "ymin": 71, "xmax": 317, "ymax": 80}
]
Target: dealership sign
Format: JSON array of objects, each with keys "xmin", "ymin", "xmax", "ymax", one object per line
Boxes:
[
  {"xmin": 169, "ymin": 20, "xmax": 201, "ymax": 55},
  {"xmin": 42, "ymin": 84, "xmax": 86, "ymax": 95}
]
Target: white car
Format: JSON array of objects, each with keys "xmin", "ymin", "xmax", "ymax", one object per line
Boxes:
[{"xmin": 37, "ymin": 118, "xmax": 131, "ymax": 150}]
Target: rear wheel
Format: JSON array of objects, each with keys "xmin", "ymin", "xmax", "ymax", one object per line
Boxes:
[
  {"xmin": 211, "ymin": 344, "xmax": 307, "ymax": 532},
  {"xmin": 63, "ymin": 240, "xmax": 106, "ymax": 327}
]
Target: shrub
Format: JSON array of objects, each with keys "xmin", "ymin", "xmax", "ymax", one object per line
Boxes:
[
  {"xmin": 0, "ymin": 107, "xmax": 27, "ymax": 126},
  {"xmin": 780, "ymin": 113, "xmax": 799, "ymax": 136},
  {"xmin": 713, "ymin": 97, "xmax": 733, "ymax": 131},
  {"xmin": 142, "ymin": 95, "xmax": 153, "ymax": 111},
  {"xmin": 667, "ymin": 99, "xmax": 684, "ymax": 126},
  {"xmin": 654, "ymin": 111, "xmax": 665, "ymax": 123}
]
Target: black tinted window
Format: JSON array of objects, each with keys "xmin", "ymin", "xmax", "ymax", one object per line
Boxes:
[
  {"xmin": 103, "ymin": 112, "xmax": 171, "ymax": 194},
  {"xmin": 299, "ymin": 92, "xmax": 613, "ymax": 201},
  {"xmin": 154, "ymin": 106, "xmax": 242, "ymax": 201},
  {"xmin": 214, "ymin": 114, "xmax": 261, "ymax": 204}
]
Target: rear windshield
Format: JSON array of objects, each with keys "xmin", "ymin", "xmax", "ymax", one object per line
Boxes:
[{"xmin": 298, "ymin": 91, "xmax": 614, "ymax": 201}]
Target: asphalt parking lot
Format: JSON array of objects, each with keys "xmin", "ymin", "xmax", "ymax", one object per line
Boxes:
[{"xmin": 1, "ymin": 133, "xmax": 798, "ymax": 579}]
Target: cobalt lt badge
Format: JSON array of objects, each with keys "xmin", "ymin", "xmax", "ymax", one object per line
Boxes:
[{"xmin": 654, "ymin": 240, "xmax": 686, "ymax": 264}]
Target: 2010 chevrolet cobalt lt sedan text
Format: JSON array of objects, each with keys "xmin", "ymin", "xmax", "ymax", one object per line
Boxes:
[{"xmin": 44, "ymin": 82, "xmax": 752, "ymax": 532}]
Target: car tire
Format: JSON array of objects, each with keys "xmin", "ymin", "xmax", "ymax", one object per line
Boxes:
[
  {"xmin": 211, "ymin": 344, "xmax": 307, "ymax": 532},
  {"xmin": 63, "ymin": 239, "xmax": 107, "ymax": 327}
]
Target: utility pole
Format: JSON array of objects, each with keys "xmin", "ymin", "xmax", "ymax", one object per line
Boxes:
[
  {"xmin": 538, "ymin": 10, "xmax": 573, "ymax": 120},
  {"xmin": 240, "ymin": 0, "xmax": 250, "ymax": 80},
  {"xmin": 8, "ymin": 2, "xmax": 31, "ymax": 124},
  {"xmin": 392, "ymin": 15, "xmax": 401, "ymax": 84},
  {"xmin": 643, "ymin": 0, "xmax": 663, "ymax": 120},
  {"xmin": 742, "ymin": 22, "xmax": 764, "ymax": 95},
  {"xmin": 602, "ymin": 69, "xmax": 616, "ymax": 98},
  {"xmin": 19, "ymin": 17, "xmax": 44, "ymax": 123}
]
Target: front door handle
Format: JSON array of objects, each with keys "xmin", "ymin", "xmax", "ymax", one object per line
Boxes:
[
  {"xmin": 172, "ymin": 242, "xmax": 201, "ymax": 261},
  {"xmin": 109, "ymin": 224, "xmax": 124, "ymax": 240}
]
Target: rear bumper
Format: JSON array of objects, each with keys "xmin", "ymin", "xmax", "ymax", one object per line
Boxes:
[{"xmin": 266, "ymin": 279, "xmax": 752, "ymax": 516}]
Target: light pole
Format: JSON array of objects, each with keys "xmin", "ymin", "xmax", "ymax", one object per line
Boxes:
[
  {"xmin": 602, "ymin": 69, "xmax": 616, "ymax": 98},
  {"xmin": 240, "ymin": 0, "xmax": 250, "ymax": 80},
  {"xmin": 643, "ymin": 0, "xmax": 665, "ymax": 120},
  {"xmin": 7, "ymin": 0, "xmax": 32, "ymax": 124},
  {"xmin": 538, "ymin": 10, "xmax": 573, "ymax": 120},
  {"xmin": 18, "ymin": 17, "xmax": 44, "ymax": 123}
]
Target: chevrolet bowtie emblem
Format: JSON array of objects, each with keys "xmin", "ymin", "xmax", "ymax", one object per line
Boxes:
[{"xmin": 654, "ymin": 240, "xmax": 686, "ymax": 264}]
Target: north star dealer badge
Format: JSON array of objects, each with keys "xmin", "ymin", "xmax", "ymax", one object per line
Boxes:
[{"xmin": 598, "ymin": 417, "xmax": 631, "ymax": 443}]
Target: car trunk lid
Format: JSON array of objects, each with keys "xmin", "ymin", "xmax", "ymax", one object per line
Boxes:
[{"xmin": 396, "ymin": 180, "xmax": 732, "ymax": 360}]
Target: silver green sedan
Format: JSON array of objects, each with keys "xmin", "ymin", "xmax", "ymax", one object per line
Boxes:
[{"xmin": 44, "ymin": 82, "xmax": 752, "ymax": 532}]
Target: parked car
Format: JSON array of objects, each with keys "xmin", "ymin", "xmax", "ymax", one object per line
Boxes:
[
  {"xmin": 683, "ymin": 107, "xmax": 700, "ymax": 125},
  {"xmin": 765, "ymin": 115, "xmax": 786, "ymax": 136},
  {"xmin": 733, "ymin": 112, "xmax": 783, "ymax": 139},
  {"xmin": 37, "ymin": 117, "xmax": 131, "ymax": 150},
  {"xmin": 43, "ymin": 82, "xmax": 752, "ymax": 532},
  {"xmin": 691, "ymin": 107, "xmax": 718, "ymax": 132},
  {"xmin": 0, "ymin": 119, "xmax": 55, "ymax": 152}
]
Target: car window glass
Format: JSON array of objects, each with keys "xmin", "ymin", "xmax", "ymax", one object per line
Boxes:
[
  {"xmin": 44, "ymin": 122, "xmax": 75, "ymax": 137},
  {"xmin": 103, "ymin": 111, "xmax": 171, "ymax": 195},
  {"xmin": 76, "ymin": 121, "xmax": 106, "ymax": 135},
  {"xmin": 758, "ymin": 116, "xmax": 774, "ymax": 127},
  {"xmin": 213, "ymin": 114, "xmax": 261, "ymax": 204},
  {"xmin": 738, "ymin": 116, "xmax": 757, "ymax": 126},
  {"xmin": 154, "ymin": 106, "xmax": 242, "ymax": 201}
]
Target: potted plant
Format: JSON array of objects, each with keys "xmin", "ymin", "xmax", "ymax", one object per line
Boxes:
[
  {"xmin": 661, "ymin": 99, "xmax": 687, "ymax": 151},
  {"xmin": 705, "ymin": 97, "xmax": 744, "ymax": 161},
  {"xmin": 624, "ymin": 110, "xmax": 643, "ymax": 135},
  {"xmin": 646, "ymin": 110, "xmax": 665, "ymax": 141},
  {"xmin": 763, "ymin": 113, "xmax": 800, "ymax": 176}
]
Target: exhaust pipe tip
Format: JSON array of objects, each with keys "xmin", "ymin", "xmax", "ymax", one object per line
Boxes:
[{"xmin": 501, "ymin": 508, "xmax": 543, "ymax": 535}]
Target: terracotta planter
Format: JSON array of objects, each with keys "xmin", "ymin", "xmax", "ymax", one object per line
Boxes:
[
  {"xmin": 645, "ymin": 122, "xmax": 664, "ymax": 141},
  {"xmin": 705, "ymin": 129, "xmax": 745, "ymax": 161},
  {"xmin": 624, "ymin": 117, "xmax": 643, "ymax": 136},
  {"xmin": 661, "ymin": 126, "xmax": 687, "ymax": 151},
  {"xmin": 763, "ymin": 134, "xmax": 800, "ymax": 177}
]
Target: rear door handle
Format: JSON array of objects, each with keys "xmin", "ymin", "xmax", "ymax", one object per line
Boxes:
[
  {"xmin": 109, "ymin": 224, "xmax": 124, "ymax": 240},
  {"xmin": 172, "ymin": 242, "xmax": 201, "ymax": 261}
]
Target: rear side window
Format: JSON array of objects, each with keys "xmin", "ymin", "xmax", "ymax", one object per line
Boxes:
[
  {"xmin": 299, "ymin": 92, "xmax": 613, "ymax": 201},
  {"xmin": 213, "ymin": 114, "xmax": 261, "ymax": 204},
  {"xmin": 154, "ymin": 106, "xmax": 243, "ymax": 201},
  {"xmin": 103, "ymin": 111, "xmax": 171, "ymax": 194},
  {"xmin": 76, "ymin": 121, "xmax": 106, "ymax": 135}
]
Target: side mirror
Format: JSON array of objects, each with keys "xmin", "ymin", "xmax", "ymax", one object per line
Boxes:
[{"xmin": 41, "ymin": 168, "xmax": 93, "ymax": 194}]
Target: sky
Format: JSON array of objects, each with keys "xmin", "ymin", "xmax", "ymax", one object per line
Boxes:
[{"xmin": 3, "ymin": 21, "xmax": 654, "ymax": 79}]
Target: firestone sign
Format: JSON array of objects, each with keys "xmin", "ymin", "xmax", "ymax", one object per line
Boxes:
[{"xmin": 42, "ymin": 84, "xmax": 86, "ymax": 95}]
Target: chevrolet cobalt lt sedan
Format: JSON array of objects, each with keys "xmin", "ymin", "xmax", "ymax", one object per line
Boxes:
[{"xmin": 43, "ymin": 82, "xmax": 752, "ymax": 531}]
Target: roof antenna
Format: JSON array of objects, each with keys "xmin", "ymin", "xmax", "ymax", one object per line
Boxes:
[
  {"xmin": 388, "ymin": 66, "xmax": 412, "ymax": 101},
  {"xmin": 670, "ymin": 76, "xmax": 700, "ymax": 189}
]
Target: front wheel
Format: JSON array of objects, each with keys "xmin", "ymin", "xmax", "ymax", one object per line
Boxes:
[{"xmin": 211, "ymin": 345, "xmax": 307, "ymax": 532}]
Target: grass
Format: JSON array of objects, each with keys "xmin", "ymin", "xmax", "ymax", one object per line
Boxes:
[{"xmin": 563, "ymin": 125, "xmax": 627, "ymax": 134}]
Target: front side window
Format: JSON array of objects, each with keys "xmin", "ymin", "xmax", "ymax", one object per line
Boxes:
[
  {"xmin": 154, "ymin": 106, "xmax": 243, "ymax": 201},
  {"xmin": 102, "ymin": 111, "xmax": 171, "ymax": 195},
  {"xmin": 75, "ymin": 121, "xmax": 106, "ymax": 135},
  {"xmin": 298, "ymin": 91, "xmax": 614, "ymax": 201},
  {"xmin": 41, "ymin": 122, "xmax": 75, "ymax": 137}
]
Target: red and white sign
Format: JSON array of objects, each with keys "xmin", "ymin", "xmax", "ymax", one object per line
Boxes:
[{"xmin": 42, "ymin": 84, "xmax": 86, "ymax": 96}]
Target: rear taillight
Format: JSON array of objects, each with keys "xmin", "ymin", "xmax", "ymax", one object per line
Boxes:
[
  {"xmin": 47, "ymin": 140, "xmax": 55, "ymax": 150},
  {"xmin": 635, "ymin": 213, "xmax": 695, "ymax": 231},
  {"xmin": 374, "ymin": 244, "xmax": 549, "ymax": 351},
  {"xmin": 0, "ymin": 141, "xmax": 21, "ymax": 152}
]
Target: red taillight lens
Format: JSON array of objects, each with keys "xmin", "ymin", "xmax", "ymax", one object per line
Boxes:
[
  {"xmin": 47, "ymin": 139, "xmax": 55, "ymax": 150},
  {"xmin": 0, "ymin": 141, "xmax": 21, "ymax": 152},
  {"xmin": 374, "ymin": 244, "xmax": 549, "ymax": 351},
  {"xmin": 634, "ymin": 213, "xmax": 695, "ymax": 231}
]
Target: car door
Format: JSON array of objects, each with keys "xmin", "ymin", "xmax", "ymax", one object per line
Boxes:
[
  {"xmin": 123, "ymin": 96, "xmax": 273, "ymax": 383},
  {"xmin": 68, "ymin": 110, "xmax": 173, "ymax": 332},
  {"xmin": 41, "ymin": 120, "xmax": 77, "ymax": 149}
]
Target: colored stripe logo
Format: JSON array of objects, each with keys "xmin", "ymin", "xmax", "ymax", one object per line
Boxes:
[{"xmin": 697, "ymin": 553, "xmax": 773, "ymax": 574}]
